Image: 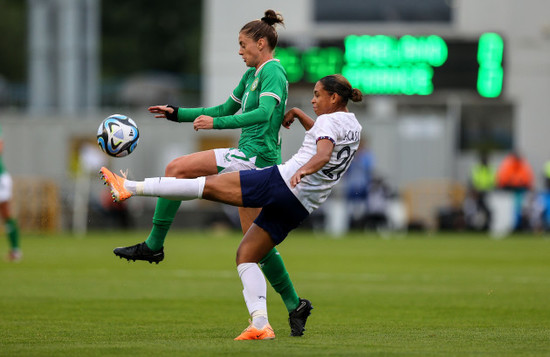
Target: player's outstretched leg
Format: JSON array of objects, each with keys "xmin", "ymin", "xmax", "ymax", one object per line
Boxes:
[
  {"xmin": 113, "ymin": 241, "xmax": 164, "ymax": 264},
  {"xmin": 288, "ymin": 298, "xmax": 313, "ymax": 336},
  {"xmin": 99, "ymin": 167, "xmax": 164, "ymax": 264}
]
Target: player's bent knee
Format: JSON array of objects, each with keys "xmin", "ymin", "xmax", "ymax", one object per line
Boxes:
[
  {"xmin": 165, "ymin": 158, "xmax": 193, "ymax": 178},
  {"xmin": 235, "ymin": 250, "xmax": 258, "ymax": 265},
  {"xmin": 164, "ymin": 160, "xmax": 180, "ymax": 177}
]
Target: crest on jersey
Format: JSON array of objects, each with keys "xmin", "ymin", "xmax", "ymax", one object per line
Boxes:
[{"xmin": 251, "ymin": 78, "xmax": 259, "ymax": 91}]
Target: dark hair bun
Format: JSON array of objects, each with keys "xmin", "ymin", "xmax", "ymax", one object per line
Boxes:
[
  {"xmin": 261, "ymin": 9, "xmax": 284, "ymax": 26},
  {"xmin": 350, "ymin": 88, "xmax": 363, "ymax": 102}
]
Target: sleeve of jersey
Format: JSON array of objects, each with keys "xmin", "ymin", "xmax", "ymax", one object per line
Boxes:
[
  {"xmin": 312, "ymin": 115, "xmax": 337, "ymax": 146},
  {"xmin": 213, "ymin": 96, "xmax": 278, "ymax": 129},
  {"xmin": 176, "ymin": 97, "xmax": 241, "ymax": 122},
  {"xmin": 256, "ymin": 64, "xmax": 285, "ymax": 104}
]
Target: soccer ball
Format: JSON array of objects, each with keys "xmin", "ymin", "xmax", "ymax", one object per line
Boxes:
[{"xmin": 97, "ymin": 114, "xmax": 139, "ymax": 157}]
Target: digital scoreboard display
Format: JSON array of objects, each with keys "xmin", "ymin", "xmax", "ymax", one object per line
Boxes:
[{"xmin": 275, "ymin": 33, "xmax": 504, "ymax": 97}]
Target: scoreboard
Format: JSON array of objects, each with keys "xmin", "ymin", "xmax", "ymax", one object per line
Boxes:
[{"xmin": 275, "ymin": 33, "xmax": 504, "ymax": 97}]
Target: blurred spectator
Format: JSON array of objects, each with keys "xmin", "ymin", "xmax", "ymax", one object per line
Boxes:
[
  {"xmin": 464, "ymin": 151, "xmax": 496, "ymax": 231},
  {"xmin": 344, "ymin": 139, "xmax": 374, "ymax": 229},
  {"xmin": 496, "ymin": 151, "xmax": 534, "ymax": 230},
  {"xmin": 363, "ymin": 175, "xmax": 392, "ymax": 231},
  {"xmin": 541, "ymin": 161, "xmax": 550, "ymax": 230},
  {"xmin": 527, "ymin": 161, "xmax": 550, "ymax": 232},
  {"xmin": 0, "ymin": 123, "xmax": 21, "ymax": 261}
]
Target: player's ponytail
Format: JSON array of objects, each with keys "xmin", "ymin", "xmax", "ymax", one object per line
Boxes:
[
  {"xmin": 350, "ymin": 88, "xmax": 363, "ymax": 103},
  {"xmin": 320, "ymin": 75, "xmax": 363, "ymax": 104},
  {"xmin": 261, "ymin": 9, "xmax": 284, "ymax": 27}
]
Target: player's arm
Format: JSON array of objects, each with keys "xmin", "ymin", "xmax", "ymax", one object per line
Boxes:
[
  {"xmin": 148, "ymin": 97, "xmax": 242, "ymax": 123},
  {"xmin": 202, "ymin": 65, "xmax": 285, "ymax": 129},
  {"xmin": 283, "ymin": 108, "xmax": 315, "ymax": 131},
  {"xmin": 149, "ymin": 71, "xmax": 248, "ymax": 123},
  {"xmin": 290, "ymin": 138, "xmax": 334, "ymax": 187},
  {"xmin": 194, "ymin": 96, "xmax": 278, "ymax": 130}
]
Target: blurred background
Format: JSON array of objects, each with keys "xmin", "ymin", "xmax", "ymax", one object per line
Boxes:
[{"xmin": 1, "ymin": 0, "xmax": 549, "ymax": 237}]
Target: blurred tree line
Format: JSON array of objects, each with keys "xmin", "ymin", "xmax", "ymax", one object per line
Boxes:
[
  {"xmin": 102, "ymin": 0, "xmax": 202, "ymax": 78},
  {"xmin": 0, "ymin": 0, "xmax": 202, "ymax": 83},
  {"xmin": 0, "ymin": 0, "xmax": 26, "ymax": 82}
]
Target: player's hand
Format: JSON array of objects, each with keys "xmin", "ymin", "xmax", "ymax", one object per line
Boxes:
[
  {"xmin": 290, "ymin": 170, "xmax": 307, "ymax": 187},
  {"xmin": 148, "ymin": 105, "xmax": 173, "ymax": 119},
  {"xmin": 282, "ymin": 109, "xmax": 296, "ymax": 129},
  {"xmin": 193, "ymin": 115, "xmax": 214, "ymax": 131}
]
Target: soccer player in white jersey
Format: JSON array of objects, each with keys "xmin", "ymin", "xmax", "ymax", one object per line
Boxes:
[{"xmin": 100, "ymin": 74, "xmax": 363, "ymax": 340}]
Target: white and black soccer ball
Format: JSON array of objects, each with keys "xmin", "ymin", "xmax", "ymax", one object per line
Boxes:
[{"xmin": 97, "ymin": 114, "xmax": 139, "ymax": 157}]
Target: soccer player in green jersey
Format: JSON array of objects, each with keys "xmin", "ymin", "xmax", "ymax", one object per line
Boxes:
[
  {"xmin": 0, "ymin": 124, "xmax": 21, "ymax": 262},
  {"xmin": 113, "ymin": 10, "xmax": 312, "ymax": 336}
]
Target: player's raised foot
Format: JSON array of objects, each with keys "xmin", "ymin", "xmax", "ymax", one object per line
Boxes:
[
  {"xmin": 234, "ymin": 321, "xmax": 275, "ymax": 340},
  {"xmin": 113, "ymin": 242, "xmax": 164, "ymax": 264},
  {"xmin": 288, "ymin": 298, "xmax": 313, "ymax": 336},
  {"xmin": 99, "ymin": 166, "xmax": 132, "ymax": 202}
]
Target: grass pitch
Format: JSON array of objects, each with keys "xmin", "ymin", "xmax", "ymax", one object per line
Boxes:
[{"xmin": 1, "ymin": 230, "xmax": 549, "ymax": 356}]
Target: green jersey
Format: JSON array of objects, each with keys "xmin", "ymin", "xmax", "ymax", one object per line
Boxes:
[
  {"xmin": 217, "ymin": 59, "xmax": 288, "ymax": 167},
  {"xmin": 0, "ymin": 124, "xmax": 5, "ymax": 175},
  {"xmin": 175, "ymin": 59, "xmax": 288, "ymax": 168}
]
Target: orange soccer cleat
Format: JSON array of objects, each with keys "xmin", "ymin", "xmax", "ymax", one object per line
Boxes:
[
  {"xmin": 100, "ymin": 167, "xmax": 132, "ymax": 202},
  {"xmin": 234, "ymin": 321, "xmax": 275, "ymax": 340}
]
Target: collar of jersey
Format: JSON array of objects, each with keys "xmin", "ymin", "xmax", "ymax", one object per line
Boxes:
[{"xmin": 255, "ymin": 58, "xmax": 280, "ymax": 77}]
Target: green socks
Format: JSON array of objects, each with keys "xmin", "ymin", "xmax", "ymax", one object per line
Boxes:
[
  {"xmin": 145, "ymin": 198, "xmax": 181, "ymax": 251},
  {"xmin": 260, "ymin": 247, "xmax": 300, "ymax": 312},
  {"xmin": 145, "ymin": 199, "xmax": 300, "ymax": 314},
  {"xmin": 5, "ymin": 218, "xmax": 20, "ymax": 250}
]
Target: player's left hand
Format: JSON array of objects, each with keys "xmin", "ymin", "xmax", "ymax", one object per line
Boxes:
[
  {"xmin": 193, "ymin": 115, "xmax": 214, "ymax": 131},
  {"xmin": 282, "ymin": 109, "xmax": 296, "ymax": 129},
  {"xmin": 148, "ymin": 105, "xmax": 172, "ymax": 118},
  {"xmin": 290, "ymin": 170, "xmax": 307, "ymax": 187}
]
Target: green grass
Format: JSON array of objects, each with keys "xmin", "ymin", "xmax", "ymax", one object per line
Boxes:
[{"xmin": 1, "ymin": 230, "xmax": 549, "ymax": 356}]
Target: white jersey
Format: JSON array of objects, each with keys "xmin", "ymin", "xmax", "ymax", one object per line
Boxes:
[{"xmin": 278, "ymin": 111, "xmax": 362, "ymax": 212}]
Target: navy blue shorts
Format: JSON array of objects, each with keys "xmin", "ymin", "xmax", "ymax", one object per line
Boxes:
[{"xmin": 240, "ymin": 166, "xmax": 309, "ymax": 245}]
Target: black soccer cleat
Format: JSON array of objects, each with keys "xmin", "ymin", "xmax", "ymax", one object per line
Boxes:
[
  {"xmin": 288, "ymin": 298, "xmax": 313, "ymax": 336},
  {"xmin": 113, "ymin": 242, "xmax": 164, "ymax": 264}
]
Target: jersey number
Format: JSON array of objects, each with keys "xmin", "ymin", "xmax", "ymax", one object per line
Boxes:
[
  {"xmin": 322, "ymin": 146, "xmax": 356, "ymax": 180},
  {"xmin": 242, "ymin": 92, "xmax": 249, "ymax": 112}
]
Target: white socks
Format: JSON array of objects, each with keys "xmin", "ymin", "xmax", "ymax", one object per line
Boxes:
[
  {"xmin": 124, "ymin": 177, "xmax": 205, "ymax": 201},
  {"xmin": 237, "ymin": 263, "xmax": 269, "ymax": 329}
]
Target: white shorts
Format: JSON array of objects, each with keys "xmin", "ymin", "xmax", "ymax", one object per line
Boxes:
[
  {"xmin": 214, "ymin": 148, "xmax": 258, "ymax": 174},
  {"xmin": 0, "ymin": 173, "xmax": 13, "ymax": 202}
]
